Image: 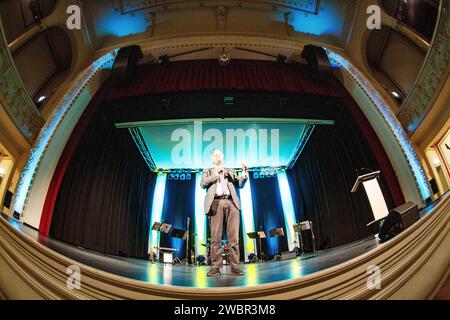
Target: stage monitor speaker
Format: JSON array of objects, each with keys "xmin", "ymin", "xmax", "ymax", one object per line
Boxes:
[
  {"xmin": 111, "ymin": 45, "xmax": 143, "ymax": 84},
  {"xmin": 378, "ymin": 201, "xmax": 419, "ymax": 243},
  {"xmin": 280, "ymin": 251, "xmax": 297, "ymax": 261},
  {"xmin": 301, "ymin": 45, "xmax": 333, "ymax": 81},
  {"xmin": 300, "ymin": 229, "xmax": 315, "ymax": 253}
]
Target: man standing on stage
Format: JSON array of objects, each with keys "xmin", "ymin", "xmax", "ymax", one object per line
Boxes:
[{"xmin": 201, "ymin": 150, "xmax": 248, "ymax": 277}]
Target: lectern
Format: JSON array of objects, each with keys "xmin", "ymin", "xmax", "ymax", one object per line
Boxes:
[{"xmin": 351, "ymin": 171, "xmax": 389, "ymax": 226}]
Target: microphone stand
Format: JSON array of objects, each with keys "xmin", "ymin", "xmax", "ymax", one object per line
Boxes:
[{"xmin": 184, "ymin": 217, "xmax": 190, "ymax": 265}]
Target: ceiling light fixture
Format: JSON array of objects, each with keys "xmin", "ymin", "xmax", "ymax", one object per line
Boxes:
[{"xmin": 218, "ymin": 48, "xmax": 231, "ymax": 66}]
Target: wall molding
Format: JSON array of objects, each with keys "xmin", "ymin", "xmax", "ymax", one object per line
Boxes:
[
  {"xmin": 11, "ymin": 51, "xmax": 117, "ymax": 220},
  {"xmin": 0, "ymin": 17, "xmax": 44, "ymax": 143}
]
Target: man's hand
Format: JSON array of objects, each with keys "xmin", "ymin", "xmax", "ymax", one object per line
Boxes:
[
  {"xmin": 242, "ymin": 163, "xmax": 248, "ymax": 179},
  {"xmin": 215, "ymin": 165, "xmax": 224, "ymax": 175}
]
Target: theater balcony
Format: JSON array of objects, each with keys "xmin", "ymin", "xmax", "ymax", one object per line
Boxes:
[{"xmin": 0, "ymin": 0, "xmax": 449, "ymax": 300}]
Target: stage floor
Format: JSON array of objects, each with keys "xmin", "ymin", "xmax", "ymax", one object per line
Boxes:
[{"xmin": 1, "ymin": 200, "xmax": 438, "ymax": 288}]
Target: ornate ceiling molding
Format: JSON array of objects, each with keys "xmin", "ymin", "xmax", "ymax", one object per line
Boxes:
[
  {"xmin": 118, "ymin": 0, "xmax": 320, "ymax": 15},
  {"xmin": 100, "ymin": 33, "xmax": 336, "ymax": 60},
  {"xmin": 0, "ymin": 18, "xmax": 44, "ymax": 143},
  {"xmin": 327, "ymin": 50, "xmax": 432, "ymax": 202},
  {"xmin": 397, "ymin": 0, "xmax": 450, "ymax": 134}
]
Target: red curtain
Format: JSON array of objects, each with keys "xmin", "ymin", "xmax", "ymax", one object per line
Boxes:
[
  {"xmin": 40, "ymin": 59, "xmax": 405, "ymax": 236},
  {"xmin": 98, "ymin": 59, "xmax": 347, "ymax": 100}
]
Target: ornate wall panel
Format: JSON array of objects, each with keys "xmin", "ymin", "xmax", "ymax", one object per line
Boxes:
[
  {"xmin": 0, "ymin": 18, "xmax": 44, "ymax": 142},
  {"xmin": 397, "ymin": 1, "xmax": 450, "ymax": 134}
]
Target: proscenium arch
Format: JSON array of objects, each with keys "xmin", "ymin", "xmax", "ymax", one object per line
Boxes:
[{"xmin": 11, "ymin": 44, "xmax": 430, "ymax": 230}]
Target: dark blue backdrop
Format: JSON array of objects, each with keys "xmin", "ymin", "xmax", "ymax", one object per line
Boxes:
[
  {"xmin": 160, "ymin": 178, "xmax": 196, "ymax": 258},
  {"xmin": 250, "ymin": 176, "xmax": 290, "ymax": 256},
  {"xmin": 159, "ymin": 175, "xmax": 293, "ymax": 259}
]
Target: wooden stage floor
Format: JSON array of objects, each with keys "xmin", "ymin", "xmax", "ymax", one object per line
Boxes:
[{"xmin": 2, "ymin": 200, "xmax": 438, "ymax": 288}]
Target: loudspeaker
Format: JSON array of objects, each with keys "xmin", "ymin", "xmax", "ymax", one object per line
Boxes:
[
  {"xmin": 301, "ymin": 45, "xmax": 333, "ymax": 81},
  {"xmin": 111, "ymin": 45, "xmax": 143, "ymax": 84},
  {"xmin": 280, "ymin": 251, "xmax": 297, "ymax": 261},
  {"xmin": 300, "ymin": 229, "xmax": 315, "ymax": 253},
  {"xmin": 378, "ymin": 201, "xmax": 420, "ymax": 243}
]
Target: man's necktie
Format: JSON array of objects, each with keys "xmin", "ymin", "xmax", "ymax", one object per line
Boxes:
[{"xmin": 220, "ymin": 172, "xmax": 228, "ymax": 195}]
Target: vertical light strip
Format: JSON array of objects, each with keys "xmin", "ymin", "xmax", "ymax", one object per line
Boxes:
[
  {"xmin": 277, "ymin": 171, "xmax": 296, "ymax": 252},
  {"xmin": 240, "ymin": 179, "xmax": 255, "ymax": 262},
  {"xmin": 13, "ymin": 51, "xmax": 117, "ymax": 215},
  {"xmin": 148, "ymin": 173, "xmax": 167, "ymax": 255},
  {"xmin": 195, "ymin": 173, "xmax": 207, "ymax": 257}
]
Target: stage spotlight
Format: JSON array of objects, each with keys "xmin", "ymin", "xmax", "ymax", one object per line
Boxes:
[
  {"xmin": 196, "ymin": 255, "xmax": 206, "ymax": 265},
  {"xmin": 159, "ymin": 55, "xmax": 170, "ymax": 64},
  {"xmin": 174, "ymin": 174, "xmax": 179, "ymax": 180},
  {"xmin": 259, "ymin": 173, "xmax": 265, "ymax": 179},
  {"xmin": 277, "ymin": 55, "xmax": 287, "ymax": 64},
  {"xmin": 180, "ymin": 174, "xmax": 186, "ymax": 181},
  {"xmin": 35, "ymin": 95, "xmax": 47, "ymax": 108},
  {"xmin": 390, "ymin": 91, "xmax": 403, "ymax": 104},
  {"xmin": 160, "ymin": 98, "xmax": 171, "ymax": 110},
  {"xmin": 28, "ymin": 1, "xmax": 43, "ymax": 22},
  {"xmin": 253, "ymin": 172, "xmax": 259, "ymax": 179},
  {"xmin": 168, "ymin": 173, "xmax": 175, "ymax": 180},
  {"xmin": 186, "ymin": 173, "xmax": 192, "ymax": 181},
  {"xmin": 218, "ymin": 51, "xmax": 231, "ymax": 66}
]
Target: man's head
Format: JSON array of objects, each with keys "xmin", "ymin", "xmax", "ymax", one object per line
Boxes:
[{"xmin": 211, "ymin": 150, "xmax": 224, "ymax": 166}]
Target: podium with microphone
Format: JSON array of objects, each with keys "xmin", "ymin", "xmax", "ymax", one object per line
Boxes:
[{"xmin": 351, "ymin": 170, "xmax": 389, "ymax": 227}]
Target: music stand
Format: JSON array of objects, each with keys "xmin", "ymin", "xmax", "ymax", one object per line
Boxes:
[
  {"xmin": 247, "ymin": 232, "xmax": 262, "ymax": 263},
  {"xmin": 171, "ymin": 228, "xmax": 188, "ymax": 239},
  {"xmin": 293, "ymin": 223, "xmax": 303, "ymax": 254},
  {"xmin": 258, "ymin": 231, "xmax": 267, "ymax": 261},
  {"xmin": 300, "ymin": 221, "xmax": 316, "ymax": 252},
  {"xmin": 152, "ymin": 222, "xmax": 162, "ymax": 231},
  {"xmin": 269, "ymin": 227, "xmax": 285, "ymax": 237},
  {"xmin": 170, "ymin": 228, "xmax": 188, "ymax": 265},
  {"xmin": 160, "ymin": 223, "xmax": 173, "ymax": 234},
  {"xmin": 151, "ymin": 222, "xmax": 172, "ymax": 262}
]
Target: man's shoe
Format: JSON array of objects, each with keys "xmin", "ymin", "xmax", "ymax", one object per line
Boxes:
[
  {"xmin": 231, "ymin": 268, "xmax": 245, "ymax": 276},
  {"xmin": 207, "ymin": 268, "xmax": 221, "ymax": 277}
]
